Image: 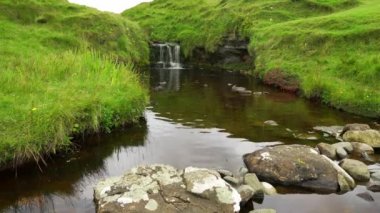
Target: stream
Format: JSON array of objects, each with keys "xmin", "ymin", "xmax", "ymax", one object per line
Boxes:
[{"xmin": 0, "ymin": 64, "xmax": 379, "ymax": 212}]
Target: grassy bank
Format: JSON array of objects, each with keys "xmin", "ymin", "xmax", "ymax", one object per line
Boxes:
[
  {"xmin": 124, "ymin": 0, "xmax": 380, "ymax": 118},
  {"xmin": 0, "ymin": 0, "xmax": 149, "ymax": 167}
]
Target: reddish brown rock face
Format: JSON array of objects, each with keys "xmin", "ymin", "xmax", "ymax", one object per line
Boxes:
[
  {"xmin": 263, "ymin": 69, "xmax": 299, "ymax": 93},
  {"xmin": 243, "ymin": 145, "xmax": 338, "ymax": 193}
]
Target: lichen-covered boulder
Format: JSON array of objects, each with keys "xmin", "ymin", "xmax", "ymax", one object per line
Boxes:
[
  {"xmin": 94, "ymin": 165, "xmax": 241, "ymax": 213},
  {"xmin": 243, "ymin": 145, "xmax": 338, "ymax": 192},
  {"xmin": 183, "ymin": 167, "xmax": 241, "ymax": 212},
  {"xmin": 343, "ymin": 130, "xmax": 380, "ymax": 148}
]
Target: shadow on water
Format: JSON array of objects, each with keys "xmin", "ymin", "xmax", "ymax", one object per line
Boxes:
[
  {"xmin": 0, "ymin": 124, "xmax": 148, "ymax": 212},
  {"xmin": 0, "ymin": 66, "xmax": 379, "ymax": 212}
]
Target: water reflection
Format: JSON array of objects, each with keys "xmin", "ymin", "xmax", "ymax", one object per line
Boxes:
[
  {"xmin": 155, "ymin": 68, "xmax": 182, "ymax": 91},
  {"xmin": 0, "ymin": 67, "xmax": 379, "ymax": 213}
]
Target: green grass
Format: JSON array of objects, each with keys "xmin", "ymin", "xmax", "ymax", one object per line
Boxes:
[
  {"xmin": 0, "ymin": 0, "xmax": 149, "ymax": 167},
  {"xmin": 0, "ymin": 0, "xmax": 149, "ymax": 64},
  {"xmin": 124, "ymin": 0, "xmax": 380, "ymax": 118}
]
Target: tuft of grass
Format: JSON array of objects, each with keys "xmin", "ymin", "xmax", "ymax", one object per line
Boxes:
[
  {"xmin": 0, "ymin": 0, "xmax": 149, "ymax": 167},
  {"xmin": 0, "ymin": 51, "xmax": 148, "ymax": 167},
  {"xmin": 125, "ymin": 0, "xmax": 380, "ymax": 117}
]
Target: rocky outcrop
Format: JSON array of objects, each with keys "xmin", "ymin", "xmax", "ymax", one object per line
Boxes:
[
  {"xmin": 343, "ymin": 129, "xmax": 380, "ymax": 148},
  {"xmin": 94, "ymin": 165, "xmax": 241, "ymax": 213},
  {"xmin": 190, "ymin": 37, "xmax": 252, "ymax": 70},
  {"xmin": 243, "ymin": 145, "xmax": 338, "ymax": 192}
]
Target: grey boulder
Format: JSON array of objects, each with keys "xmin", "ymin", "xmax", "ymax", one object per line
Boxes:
[
  {"xmin": 94, "ymin": 165, "xmax": 241, "ymax": 213},
  {"xmin": 243, "ymin": 145, "xmax": 339, "ymax": 192}
]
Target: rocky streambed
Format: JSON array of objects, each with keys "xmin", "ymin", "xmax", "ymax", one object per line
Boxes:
[{"xmin": 94, "ymin": 124, "xmax": 380, "ymax": 212}]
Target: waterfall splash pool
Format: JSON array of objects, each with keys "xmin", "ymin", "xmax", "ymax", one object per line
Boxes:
[{"xmin": 0, "ymin": 65, "xmax": 379, "ymax": 212}]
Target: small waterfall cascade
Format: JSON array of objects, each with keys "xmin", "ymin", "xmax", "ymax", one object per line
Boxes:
[{"xmin": 152, "ymin": 43, "xmax": 182, "ymax": 69}]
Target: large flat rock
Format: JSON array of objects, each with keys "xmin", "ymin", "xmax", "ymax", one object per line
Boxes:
[
  {"xmin": 94, "ymin": 165, "xmax": 241, "ymax": 213},
  {"xmin": 243, "ymin": 145, "xmax": 338, "ymax": 192}
]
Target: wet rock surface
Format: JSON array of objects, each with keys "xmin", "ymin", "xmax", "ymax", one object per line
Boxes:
[
  {"xmin": 243, "ymin": 145, "xmax": 339, "ymax": 192},
  {"xmin": 94, "ymin": 165, "xmax": 241, "ymax": 213}
]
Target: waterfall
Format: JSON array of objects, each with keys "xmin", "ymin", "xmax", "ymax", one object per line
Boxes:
[{"xmin": 152, "ymin": 43, "xmax": 182, "ymax": 69}]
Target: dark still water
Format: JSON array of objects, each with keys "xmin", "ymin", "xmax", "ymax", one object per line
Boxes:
[{"xmin": 0, "ymin": 67, "xmax": 379, "ymax": 212}]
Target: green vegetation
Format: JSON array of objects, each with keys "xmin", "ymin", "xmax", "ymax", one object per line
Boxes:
[
  {"xmin": 124, "ymin": 0, "xmax": 380, "ymax": 117},
  {"xmin": 0, "ymin": 0, "xmax": 149, "ymax": 167}
]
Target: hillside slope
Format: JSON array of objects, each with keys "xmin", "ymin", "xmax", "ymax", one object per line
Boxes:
[
  {"xmin": 124, "ymin": 0, "xmax": 380, "ymax": 118},
  {"xmin": 0, "ymin": 0, "xmax": 149, "ymax": 168}
]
